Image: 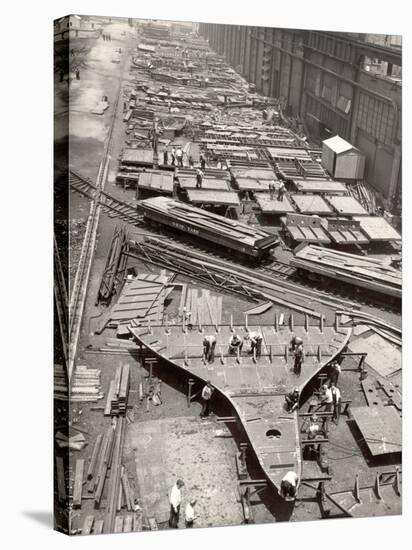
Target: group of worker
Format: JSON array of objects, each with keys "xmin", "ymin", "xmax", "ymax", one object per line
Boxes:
[
  {"xmin": 201, "ymin": 331, "xmax": 264, "ymax": 363},
  {"xmin": 163, "ymin": 146, "xmax": 185, "ymax": 167},
  {"xmin": 268, "ymin": 180, "xmax": 286, "ymax": 201},
  {"xmin": 102, "ymin": 31, "xmax": 112, "ymax": 41},
  {"xmin": 169, "ymin": 479, "xmax": 199, "ymax": 529}
]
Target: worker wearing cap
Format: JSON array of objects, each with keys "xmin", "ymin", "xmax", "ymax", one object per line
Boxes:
[
  {"xmin": 196, "ymin": 168, "xmax": 203, "ymax": 189},
  {"xmin": 294, "ymin": 342, "xmax": 304, "ymax": 376},
  {"xmin": 280, "ymin": 471, "xmax": 298, "ymax": 500},
  {"xmin": 331, "ymin": 383, "xmax": 342, "ymax": 424},
  {"xmin": 277, "ymin": 181, "xmax": 286, "ymax": 201},
  {"xmin": 285, "ymin": 387, "xmax": 300, "ymax": 412},
  {"xmin": 320, "ymin": 384, "xmax": 333, "ymax": 412},
  {"xmin": 185, "ymin": 499, "xmax": 199, "ymax": 528},
  {"xmin": 268, "ymin": 180, "xmax": 276, "ymax": 200},
  {"xmin": 245, "ymin": 331, "xmax": 263, "ymax": 358},
  {"xmin": 329, "ymin": 361, "xmax": 341, "ymax": 385},
  {"xmin": 203, "ymin": 335, "xmax": 216, "ymax": 363},
  {"xmin": 200, "ymin": 381, "xmax": 214, "ymax": 418},
  {"xmin": 290, "ymin": 335, "xmax": 303, "ymax": 352},
  {"xmin": 305, "ymin": 414, "xmax": 322, "ymax": 460},
  {"xmin": 229, "ymin": 332, "xmax": 243, "ymax": 355},
  {"xmin": 169, "ymin": 479, "xmax": 184, "ymax": 528}
]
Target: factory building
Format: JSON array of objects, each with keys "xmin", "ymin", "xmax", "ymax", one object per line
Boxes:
[{"xmin": 199, "ymin": 24, "xmax": 401, "ymax": 213}]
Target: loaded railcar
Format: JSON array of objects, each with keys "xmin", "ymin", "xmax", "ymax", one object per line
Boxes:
[{"xmin": 137, "ymin": 196, "xmax": 278, "ymax": 260}]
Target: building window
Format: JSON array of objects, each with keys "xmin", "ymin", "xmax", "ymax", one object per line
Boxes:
[{"xmin": 357, "ymin": 92, "xmax": 395, "ymax": 145}]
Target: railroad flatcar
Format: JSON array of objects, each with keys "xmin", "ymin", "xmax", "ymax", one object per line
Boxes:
[{"xmin": 137, "ymin": 196, "xmax": 279, "ymax": 260}]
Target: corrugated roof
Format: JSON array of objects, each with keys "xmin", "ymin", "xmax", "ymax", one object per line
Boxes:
[{"xmin": 323, "ymin": 135, "xmax": 357, "ymax": 155}]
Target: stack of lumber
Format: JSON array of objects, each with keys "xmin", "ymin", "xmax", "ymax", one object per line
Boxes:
[
  {"xmin": 108, "ymin": 273, "xmax": 171, "ymax": 325},
  {"xmin": 183, "ymin": 288, "xmax": 223, "ymax": 327},
  {"xmin": 91, "ymin": 426, "xmax": 116, "ymax": 506},
  {"xmin": 104, "ymin": 364, "xmax": 131, "ymax": 416},
  {"xmin": 54, "ymin": 365, "xmax": 103, "ymax": 402},
  {"xmin": 137, "ymin": 196, "xmax": 278, "ymax": 255},
  {"xmin": 348, "ymin": 181, "xmax": 377, "ymax": 214},
  {"xmin": 291, "ymin": 244, "xmax": 401, "ymax": 299},
  {"xmin": 73, "ymin": 459, "xmax": 85, "ymax": 508}
]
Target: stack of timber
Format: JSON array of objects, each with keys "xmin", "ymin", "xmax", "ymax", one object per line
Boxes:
[
  {"xmin": 105, "ymin": 364, "xmax": 131, "ymax": 416},
  {"xmin": 92, "ymin": 426, "xmax": 115, "ymax": 507},
  {"xmin": 55, "ymin": 430, "xmax": 87, "ymax": 451},
  {"xmin": 291, "ymin": 244, "xmax": 401, "ymax": 299},
  {"xmin": 55, "ymin": 365, "xmax": 103, "ymax": 402},
  {"xmin": 137, "ymin": 196, "xmax": 279, "ymax": 259},
  {"xmin": 97, "ymin": 225, "xmax": 129, "ymax": 304},
  {"xmin": 108, "ymin": 273, "xmax": 171, "ymax": 325},
  {"xmin": 183, "ymin": 288, "xmax": 223, "ymax": 327}
]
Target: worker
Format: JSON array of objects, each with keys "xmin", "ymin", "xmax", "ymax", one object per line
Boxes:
[
  {"xmin": 304, "ymin": 414, "xmax": 322, "ymax": 460},
  {"xmin": 329, "ymin": 361, "xmax": 341, "ymax": 385},
  {"xmin": 200, "ymin": 153, "xmax": 206, "ymax": 170},
  {"xmin": 285, "ymin": 387, "xmax": 300, "ymax": 412},
  {"xmin": 228, "ymin": 333, "xmax": 243, "ymax": 355},
  {"xmin": 277, "ymin": 181, "xmax": 286, "ymax": 201},
  {"xmin": 200, "ymin": 380, "xmax": 214, "ymax": 417},
  {"xmin": 196, "ymin": 168, "xmax": 203, "ymax": 189},
  {"xmin": 163, "ymin": 148, "xmax": 168, "ymax": 166},
  {"xmin": 75, "ymin": 69, "xmax": 80, "ymax": 80},
  {"xmin": 320, "ymin": 384, "xmax": 333, "ymax": 413},
  {"xmin": 203, "ymin": 335, "xmax": 216, "ymax": 363},
  {"xmin": 268, "ymin": 180, "xmax": 276, "ymax": 200},
  {"xmin": 169, "ymin": 479, "xmax": 184, "ymax": 528},
  {"xmin": 188, "ymin": 155, "xmax": 194, "ymax": 168},
  {"xmin": 171, "ymin": 147, "xmax": 176, "ymax": 166},
  {"xmin": 176, "ymin": 147, "xmax": 184, "ymax": 167},
  {"xmin": 290, "ymin": 335, "xmax": 303, "ymax": 352},
  {"xmin": 182, "ymin": 306, "xmax": 192, "ymax": 330},
  {"xmin": 245, "ymin": 331, "xmax": 263, "ymax": 358},
  {"xmin": 185, "ymin": 499, "xmax": 199, "ymax": 528},
  {"xmin": 331, "ymin": 383, "xmax": 342, "ymax": 424},
  {"xmin": 294, "ymin": 342, "xmax": 304, "ymax": 376},
  {"xmin": 280, "ymin": 471, "xmax": 298, "ymax": 500}
]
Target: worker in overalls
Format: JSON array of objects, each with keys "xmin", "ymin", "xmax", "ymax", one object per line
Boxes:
[
  {"xmin": 200, "ymin": 381, "xmax": 214, "ymax": 417},
  {"xmin": 277, "ymin": 181, "xmax": 286, "ymax": 201},
  {"xmin": 294, "ymin": 342, "xmax": 304, "ymax": 376},
  {"xmin": 280, "ymin": 471, "xmax": 298, "ymax": 500},
  {"xmin": 228, "ymin": 333, "xmax": 243, "ymax": 355},
  {"xmin": 331, "ymin": 383, "xmax": 342, "ymax": 424},
  {"xmin": 285, "ymin": 387, "xmax": 300, "ymax": 412},
  {"xmin": 245, "ymin": 331, "xmax": 263, "ymax": 358},
  {"xmin": 196, "ymin": 168, "xmax": 203, "ymax": 189},
  {"xmin": 203, "ymin": 334, "xmax": 216, "ymax": 363},
  {"xmin": 304, "ymin": 414, "xmax": 321, "ymax": 460}
]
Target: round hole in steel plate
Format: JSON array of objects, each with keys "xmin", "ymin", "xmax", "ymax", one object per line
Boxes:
[{"xmin": 266, "ymin": 429, "xmax": 281, "ymax": 439}]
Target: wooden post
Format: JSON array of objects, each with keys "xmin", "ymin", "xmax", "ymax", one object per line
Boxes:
[
  {"xmin": 289, "ymin": 314, "xmax": 294, "ymax": 331},
  {"xmin": 305, "ymin": 314, "xmax": 309, "ymax": 332},
  {"xmin": 245, "ymin": 314, "xmax": 248, "ymax": 331},
  {"xmin": 269, "ymin": 345, "xmax": 272, "ymax": 363},
  {"xmin": 220, "ymin": 348, "xmax": 225, "ymax": 365},
  {"xmin": 198, "ymin": 313, "xmax": 202, "ymax": 334},
  {"xmin": 184, "ymin": 348, "xmax": 190, "ymax": 366},
  {"xmin": 354, "ymin": 474, "xmax": 361, "ymax": 503},
  {"xmin": 187, "ymin": 379, "xmax": 195, "ymax": 408},
  {"xmin": 274, "ymin": 311, "xmax": 279, "ymax": 332},
  {"xmin": 394, "ymin": 467, "xmax": 401, "ymax": 496},
  {"xmin": 165, "ymin": 313, "xmax": 169, "ymax": 334},
  {"xmin": 317, "ymin": 345, "xmax": 322, "ymax": 362},
  {"xmin": 230, "ymin": 314, "xmax": 234, "ymax": 332},
  {"xmin": 375, "ymin": 472, "xmax": 382, "ymax": 500},
  {"xmin": 335, "ymin": 312, "xmax": 340, "ymax": 332},
  {"xmin": 285, "ymin": 345, "xmax": 289, "ymax": 361},
  {"xmin": 320, "ymin": 315, "xmax": 324, "ymax": 333}
]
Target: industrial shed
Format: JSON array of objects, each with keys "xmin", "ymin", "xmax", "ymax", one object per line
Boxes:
[{"xmin": 322, "ymin": 135, "xmax": 365, "ymax": 180}]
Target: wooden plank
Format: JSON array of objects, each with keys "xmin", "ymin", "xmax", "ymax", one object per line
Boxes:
[
  {"xmin": 87, "ymin": 434, "xmax": 103, "ymax": 480},
  {"xmin": 81, "ymin": 515, "xmax": 94, "ymax": 535},
  {"xmin": 123, "ymin": 514, "xmax": 133, "ymax": 532},
  {"xmin": 244, "ymin": 301, "xmax": 272, "ymax": 316},
  {"xmin": 56, "ymin": 456, "xmax": 66, "ymax": 502},
  {"xmin": 93, "ymin": 519, "xmax": 104, "ymax": 534},
  {"xmin": 114, "ymin": 516, "xmax": 124, "ymax": 533},
  {"xmin": 73, "ymin": 459, "xmax": 85, "ymax": 508}
]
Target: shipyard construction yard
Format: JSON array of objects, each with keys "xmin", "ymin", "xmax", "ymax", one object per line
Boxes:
[{"xmin": 54, "ymin": 16, "xmax": 402, "ymax": 535}]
